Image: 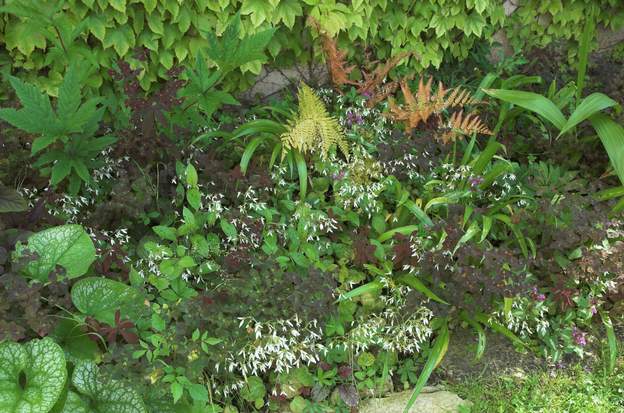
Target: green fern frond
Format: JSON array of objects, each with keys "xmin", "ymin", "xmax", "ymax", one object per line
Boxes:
[{"xmin": 281, "ymin": 83, "xmax": 349, "ymax": 160}]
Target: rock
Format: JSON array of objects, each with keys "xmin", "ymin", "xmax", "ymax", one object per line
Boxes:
[{"xmin": 358, "ymin": 386, "xmax": 471, "ymax": 413}]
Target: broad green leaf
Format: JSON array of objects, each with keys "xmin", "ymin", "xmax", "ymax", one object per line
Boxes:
[
  {"xmin": 559, "ymin": 93, "xmax": 618, "ymax": 137},
  {"xmin": 590, "ymin": 114, "xmax": 624, "ymax": 185},
  {"xmin": 71, "ymin": 277, "xmax": 142, "ymax": 325},
  {"xmin": 0, "ymin": 338, "xmax": 67, "ymax": 413},
  {"xmin": 0, "ymin": 185, "xmax": 27, "ymax": 213},
  {"xmin": 185, "ymin": 164, "xmax": 198, "ymax": 186},
  {"xmin": 153, "ymin": 226, "xmax": 177, "ymax": 242},
  {"xmin": 16, "ymin": 225, "xmax": 96, "ymax": 281},
  {"xmin": 50, "ymin": 319, "xmax": 99, "ymax": 363},
  {"xmin": 60, "ymin": 361, "xmax": 146, "ymax": 413},
  {"xmin": 483, "ymin": 89, "xmax": 566, "ymax": 130}
]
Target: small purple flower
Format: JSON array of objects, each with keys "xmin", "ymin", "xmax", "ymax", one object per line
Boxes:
[
  {"xmin": 332, "ymin": 170, "xmax": 346, "ymax": 180},
  {"xmin": 572, "ymin": 327, "xmax": 587, "ymax": 347},
  {"xmin": 530, "ymin": 286, "xmax": 546, "ymax": 302},
  {"xmin": 362, "ymin": 90, "xmax": 372, "ymax": 99},
  {"xmin": 590, "ymin": 305, "xmax": 597, "ymax": 315},
  {"xmin": 469, "ymin": 175, "xmax": 484, "ymax": 188}
]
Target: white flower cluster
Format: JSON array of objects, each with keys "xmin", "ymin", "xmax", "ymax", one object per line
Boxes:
[
  {"xmin": 217, "ymin": 316, "xmax": 326, "ymax": 397},
  {"xmin": 382, "ymin": 153, "xmax": 425, "ymax": 181},
  {"xmin": 291, "ymin": 202, "xmax": 338, "ymax": 241},
  {"xmin": 343, "ymin": 286, "xmax": 433, "ymax": 354}
]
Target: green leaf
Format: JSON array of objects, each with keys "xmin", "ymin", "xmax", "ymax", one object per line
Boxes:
[
  {"xmin": 601, "ymin": 312, "xmax": 618, "ymax": 374},
  {"xmin": 16, "ymin": 224, "xmax": 96, "ymax": 281},
  {"xmin": 337, "ymin": 279, "xmax": 383, "ymax": 302},
  {"xmin": 403, "ymin": 321, "xmax": 449, "ymax": 412},
  {"xmin": 294, "ymin": 150, "xmax": 308, "ymax": 199},
  {"xmin": 185, "ymin": 164, "xmax": 198, "ymax": 186},
  {"xmin": 153, "ymin": 226, "xmax": 177, "ymax": 242},
  {"xmin": 51, "ymin": 160, "xmax": 72, "ymax": 186},
  {"xmin": 401, "ymin": 199, "xmax": 433, "ymax": 226},
  {"xmin": 377, "ymin": 225, "xmax": 419, "ymax": 243},
  {"xmin": 559, "ymin": 93, "xmax": 618, "ymax": 137},
  {"xmin": 0, "ymin": 185, "xmax": 27, "ymax": 213},
  {"xmin": 240, "ymin": 135, "xmax": 268, "ymax": 175},
  {"xmin": 219, "ymin": 219, "xmax": 238, "ymax": 239},
  {"xmin": 483, "ymin": 89, "xmax": 566, "ymax": 130},
  {"xmin": 396, "ymin": 274, "xmax": 448, "ymax": 304},
  {"xmin": 186, "ymin": 188, "xmax": 201, "ymax": 210},
  {"xmin": 0, "ymin": 338, "xmax": 67, "ymax": 413},
  {"xmin": 459, "ymin": 311, "xmax": 486, "ymax": 361},
  {"xmin": 62, "ymin": 361, "xmax": 146, "ymax": 413},
  {"xmin": 57, "ymin": 63, "xmax": 84, "ymax": 122},
  {"xmin": 71, "ymin": 277, "xmax": 142, "ymax": 325},
  {"xmin": 240, "ymin": 376, "xmax": 265, "ymax": 402},
  {"xmin": 590, "ymin": 114, "xmax": 624, "ymax": 185},
  {"xmin": 205, "ymin": 13, "xmax": 275, "ymax": 75},
  {"xmin": 50, "ymin": 319, "xmax": 99, "ymax": 363},
  {"xmin": 0, "ymin": 76, "xmax": 55, "ymax": 134}
]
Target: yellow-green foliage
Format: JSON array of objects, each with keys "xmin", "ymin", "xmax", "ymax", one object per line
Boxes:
[
  {"xmin": 281, "ymin": 83, "xmax": 348, "ymax": 160},
  {"xmin": 0, "ymin": 0, "xmax": 622, "ymax": 94}
]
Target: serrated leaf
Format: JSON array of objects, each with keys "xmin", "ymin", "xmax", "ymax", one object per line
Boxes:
[
  {"xmin": 16, "ymin": 224, "xmax": 96, "ymax": 282},
  {"xmin": 0, "ymin": 338, "xmax": 67, "ymax": 413}
]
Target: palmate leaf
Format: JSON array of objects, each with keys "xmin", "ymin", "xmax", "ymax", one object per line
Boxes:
[
  {"xmin": 205, "ymin": 13, "xmax": 275, "ymax": 75},
  {"xmin": 0, "ymin": 76, "xmax": 56, "ymax": 134},
  {"xmin": 0, "ymin": 338, "xmax": 67, "ymax": 413}
]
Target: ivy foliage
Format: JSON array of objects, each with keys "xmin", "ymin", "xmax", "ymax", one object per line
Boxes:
[{"xmin": 1, "ymin": 0, "xmax": 622, "ymax": 93}]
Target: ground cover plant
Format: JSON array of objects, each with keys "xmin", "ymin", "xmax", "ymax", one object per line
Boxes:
[{"xmin": 1, "ymin": 2, "xmax": 624, "ymax": 413}]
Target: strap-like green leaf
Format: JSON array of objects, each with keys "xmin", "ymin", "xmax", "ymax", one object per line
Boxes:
[
  {"xmin": 559, "ymin": 93, "xmax": 618, "ymax": 137},
  {"xmin": 590, "ymin": 114, "xmax": 624, "ymax": 185},
  {"xmin": 483, "ymin": 89, "xmax": 566, "ymax": 130},
  {"xmin": 403, "ymin": 321, "xmax": 449, "ymax": 412}
]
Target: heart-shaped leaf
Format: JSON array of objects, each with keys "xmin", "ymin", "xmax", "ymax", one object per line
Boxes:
[
  {"xmin": 0, "ymin": 185, "xmax": 27, "ymax": 213},
  {"xmin": 57, "ymin": 361, "xmax": 146, "ymax": 413},
  {"xmin": 16, "ymin": 225, "xmax": 96, "ymax": 282},
  {"xmin": 71, "ymin": 277, "xmax": 142, "ymax": 325},
  {"xmin": 0, "ymin": 338, "xmax": 67, "ymax": 413}
]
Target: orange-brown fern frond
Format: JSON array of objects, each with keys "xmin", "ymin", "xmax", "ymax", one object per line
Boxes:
[
  {"xmin": 439, "ymin": 110, "xmax": 492, "ymax": 144},
  {"xmin": 308, "ymin": 17, "xmax": 356, "ymax": 89},
  {"xmin": 444, "ymin": 87, "xmax": 479, "ymax": 109},
  {"xmin": 358, "ymin": 51, "xmax": 411, "ymax": 97}
]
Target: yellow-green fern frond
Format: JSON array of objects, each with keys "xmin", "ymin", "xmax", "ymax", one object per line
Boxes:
[{"xmin": 281, "ymin": 83, "xmax": 349, "ymax": 160}]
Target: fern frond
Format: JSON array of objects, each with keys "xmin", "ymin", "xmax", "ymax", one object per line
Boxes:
[
  {"xmin": 281, "ymin": 84, "xmax": 349, "ymax": 160},
  {"xmin": 439, "ymin": 110, "xmax": 492, "ymax": 144},
  {"xmin": 388, "ymin": 77, "xmax": 483, "ymax": 134}
]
